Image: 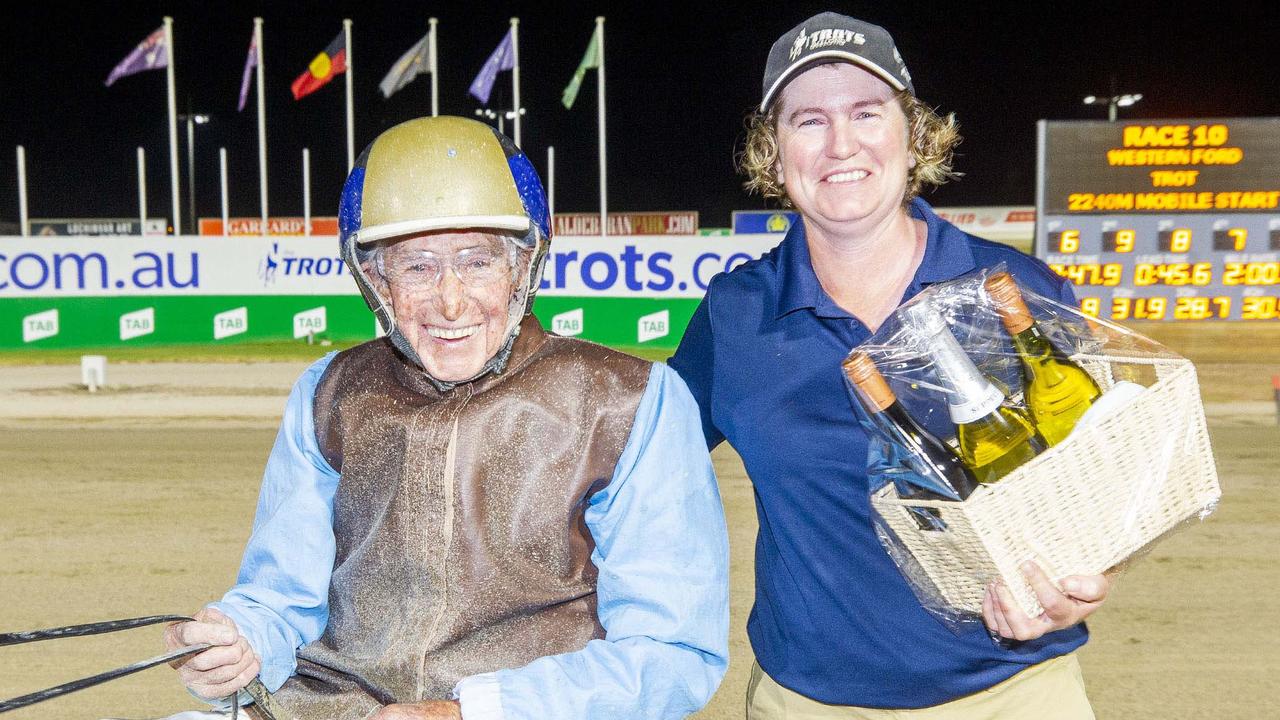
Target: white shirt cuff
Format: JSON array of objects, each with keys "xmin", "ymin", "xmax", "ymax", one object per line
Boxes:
[{"xmin": 453, "ymin": 674, "xmax": 505, "ymax": 720}]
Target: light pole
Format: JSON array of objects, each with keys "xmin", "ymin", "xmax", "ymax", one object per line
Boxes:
[
  {"xmin": 475, "ymin": 107, "xmax": 500, "ymax": 134},
  {"xmin": 504, "ymin": 108, "xmax": 527, "ymax": 143},
  {"xmin": 1083, "ymin": 93, "xmax": 1142, "ymax": 122},
  {"xmin": 474, "ymin": 107, "xmax": 526, "ymax": 139},
  {"xmin": 179, "ymin": 112, "xmax": 211, "ymax": 235}
]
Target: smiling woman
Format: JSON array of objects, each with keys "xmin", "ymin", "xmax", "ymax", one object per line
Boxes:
[
  {"xmin": 772, "ymin": 64, "xmax": 913, "ymax": 239},
  {"xmin": 670, "ymin": 11, "xmax": 1111, "ymax": 720}
]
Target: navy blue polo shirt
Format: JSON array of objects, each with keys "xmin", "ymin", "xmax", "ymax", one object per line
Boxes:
[{"xmin": 669, "ymin": 198, "xmax": 1087, "ymax": 708}]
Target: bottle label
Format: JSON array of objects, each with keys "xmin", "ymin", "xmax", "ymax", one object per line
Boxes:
[{"xmin": 948, "ymin": 382, "xmax": 1004, "ymax": 424}]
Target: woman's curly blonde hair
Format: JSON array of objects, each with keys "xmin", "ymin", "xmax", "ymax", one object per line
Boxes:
[{"xmin": 738, "ymin": 90, "xmax": 961, "ymax": 207}]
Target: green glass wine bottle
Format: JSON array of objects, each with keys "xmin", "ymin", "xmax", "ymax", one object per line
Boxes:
[
  {"xmin": 985, "ymin": 272, "xmax": 1102, "ymax": 446},
  {"xmin": 903, "ymin": 301, "xmax": 1046, "ymax": 485}
]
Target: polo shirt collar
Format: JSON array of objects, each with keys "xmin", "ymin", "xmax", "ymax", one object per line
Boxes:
[
  {"xmin": 773, "ymin": 198, "xmax": 978, "ymax": 320},
  {"xmin": 910, "ymin": 197, "xmax": 976, "ymax": 286}
]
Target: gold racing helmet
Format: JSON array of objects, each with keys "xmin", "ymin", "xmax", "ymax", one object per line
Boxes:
[{"xmin": 337, "ymin": 116, "xmax": 551, "ymax": 387}]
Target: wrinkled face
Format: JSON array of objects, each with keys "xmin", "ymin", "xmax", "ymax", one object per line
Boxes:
[
  {"xmin": 775, "ymin": 62, "xmax": 913, "ymax": 233},
  {"xmin": 372, "ymin": 230, "xmax": 522, "ymax": 382}
]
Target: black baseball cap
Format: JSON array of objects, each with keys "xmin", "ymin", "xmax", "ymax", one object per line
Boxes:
[{"xmin": 760, "ymin": 12, "xmax": 914, "ymax": 111}]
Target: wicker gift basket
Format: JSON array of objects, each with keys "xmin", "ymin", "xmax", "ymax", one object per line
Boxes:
[
  {"xmin": 852, "ymin": 265, "xmax": 1222, "ymax": 626},
  {"xmin": 869, "ymin": 352, "xmax": 1221, "ymax": 618}
]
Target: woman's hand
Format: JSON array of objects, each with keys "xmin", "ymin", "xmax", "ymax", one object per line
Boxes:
[
  {"xmin": 371, "ymin": 700, "xmax": 463, "ymax": 719},
  {"xmin": 982, "ymin": 561, "xmax": 1111, "ymax": 642},
  {"xmin": 163, "ymin": 607, "xmax": 260, "ymax": 700}
]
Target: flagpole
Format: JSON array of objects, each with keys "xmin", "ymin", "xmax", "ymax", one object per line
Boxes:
[
  {"xmin": 164, "ymin": 16, "xmax": 181, "ymax": 235},
  {"xmin": 596, "ymin": 17, "xmax": 607, "ymax": 237},
  {"xmin": 219, "ymin": 147, "xmax": 229, "ymax": 237},
  {"xmin": 510, "ymin": 18, "xmax": 521, "ymax": 147},
  {"xmin": 344, "ymin": 19, "xmax": 355, "ymax": 171},
  {"xmin": 429, "ymin": 18, "xmax": 439, "ymax": 116},
  {"xmin": 16, "ymin": 146, "xmax": 28, "ymax": 237},
  {"xmin": 303, "ymin": 148, "xmax": 312, "ymax": 237},
  {"xmin": 547, "ymin": 146, "xmax": 555, "ymax": 218},
  {"xmin": 137, "ymin": 147, "xmax": 147, "ymax": 235},
  {"xmin": 254, "ymin": 17, "xmax": 268, "ymax": 234}
]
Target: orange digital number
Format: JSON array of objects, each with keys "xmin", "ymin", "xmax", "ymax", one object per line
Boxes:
[
  {"xmin": 1192, "ymin": 124, "xmax": 1229, "ymax": 147},
  {"xmin": 1052, "ymin": 263, "xmax": 1123, "ymax": 286},
  {"xmin": 1224, "ymin": 263, "xmax": 1280, "ymax": 286},
  {"xmin": 1212, "ymin": 296, "xmax": 1232, "ymax": 318},
  {"xmin": 1080, "ymin": 297, "xmax": 1101, "ymax": 317},
  {"xmin": 1142, "ymin": 297, "xmax": 1168, "ymax": 320},
  {"xmin": 1115, "ymin": 229, "xmax": 1135, "ymax": 253},
  {"xmin": 1111, "ymin": 297, "xmax": 1131, "ymax": 320},
  {"xmin": 1228, "ymin": 228, "xmax": 1247, "ymax": 251},
  {"xmin": 1059, "ymin": 229, "xmax": 1080, "ymax": 253},
  {"xmin": 1174, "ymin": 297, "xmax": 1215, "ymax": 320},
  {"xmin": 1191, "ymin": 262, "xmax": 1213, "ymax": 286},
  {"xmin": 1134, "ymin": 264, "xmax": 1157, "ymax": 286},
  {"xmin": 1164, "ymin": 264, "xmax": 1190, "ymax": 285},
  {"xmin": 1242, "ymin": 296, "xmax": 1280, "ymax": 320},
  {"xmin": 1248, "ymin": 263, "xmax": 1280, "ymax": 285},
  {"xmin": 1170, "ymin": 229, "xmax": 1192, "ymax": 253}
]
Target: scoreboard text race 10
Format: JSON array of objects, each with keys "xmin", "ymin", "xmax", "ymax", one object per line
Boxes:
[{"xmin": 1035, "ymin": 118, "xmax": 1280, "ymax": 321}]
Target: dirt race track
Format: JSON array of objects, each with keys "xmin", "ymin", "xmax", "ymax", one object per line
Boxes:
[{"xmin": 1, "ymin": 323, "xmax": 1277, "ymax": 719}]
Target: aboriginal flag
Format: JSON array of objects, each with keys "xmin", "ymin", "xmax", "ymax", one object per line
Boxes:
[{"xmin": 291, "ymin": 31, "xmax": 347, "ymax": 100}]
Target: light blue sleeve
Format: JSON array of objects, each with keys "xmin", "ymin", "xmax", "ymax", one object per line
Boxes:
[
  {"xmin": 455, "ymin": 362, "xmax": 730, "ymax": 720},
  {"xmin": 210, "ymin": 353, "xmax": 340, "ymax": 692}
]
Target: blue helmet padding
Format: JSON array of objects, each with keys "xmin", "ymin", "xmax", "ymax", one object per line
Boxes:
[
  {"xmin": 338, "ymin": 165, "xmax": 367, "ymax": 251},
  {"xmin": 507, "ymin": 151, "xmax": 551, "ymax": 240}
]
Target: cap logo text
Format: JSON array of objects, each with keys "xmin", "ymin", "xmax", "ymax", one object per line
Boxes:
[{"xmin": 789, "ymin": 28, "xmax": 866, "ymax": 61}]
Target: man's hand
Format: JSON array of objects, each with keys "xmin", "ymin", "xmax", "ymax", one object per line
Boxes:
[
  {"xmin": 981, "ymin": 561, "xmax": 1111, "ymax": 642},
  {"xmin": 163, "ymin": 607, "xmax": 260, "ymax": 700},
  {"xmin": 372, "ymin": 700, "xmax": 462, "ymax": 719}
]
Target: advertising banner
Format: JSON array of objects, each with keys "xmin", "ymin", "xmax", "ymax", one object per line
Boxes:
[
  {"xmin": 553, "ymin": 211, "xmax": 699, "ymax": 236},
  {"xmin": 198, "ymin": 217, "xmax": 340, "ymax": 236},
  {"xmin": 0, "ymin": 233, "xmax": 782, "ymax": 350},
  {"xmin": 0, "ymin": 235, "xmax": 352, "ymax": 297},
  {"xmin": 29, "ymin": 218, "xmax": 169, "ymax": 237},
  {"xmin": 933, "ymin": 206, "xmax": 1035, "ymax": 249},
  {"xmin": 731, "ymin": 207, "xmax": 1035, "ymax": 250},
  {"xmin": 732, "ymin": 210, "xmax": 799, "ymax": 234}
]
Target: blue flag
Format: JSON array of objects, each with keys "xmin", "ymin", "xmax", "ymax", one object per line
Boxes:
[
  {"xmin": 105, "ymin": 27, "xmax": 168, "ymax": 87},
  {"xmin": 468, "ymin": 28, "xmax": 515, "ymax": 105},
  {"xmin": 238, "ymin": 30, "xmax": 258, "ymax": 112}
]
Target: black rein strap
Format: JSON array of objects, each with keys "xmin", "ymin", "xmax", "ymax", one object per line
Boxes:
[{"xmin": 0, "ymin": 614, "xmax": 250, "ymax": 718}]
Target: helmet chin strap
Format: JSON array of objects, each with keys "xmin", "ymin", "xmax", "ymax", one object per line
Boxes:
[{"xmin": 343, "ymin": 234, "xmax": 545, "ymax": 393}]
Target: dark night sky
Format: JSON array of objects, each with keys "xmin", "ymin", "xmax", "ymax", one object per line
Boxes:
[{"xmin": 3, "ymin": 1, "xmax": 1279, "ymax": 231}]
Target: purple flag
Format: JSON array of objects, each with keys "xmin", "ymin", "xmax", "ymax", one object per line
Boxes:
[
  {"xmin": 238, "ymin": 31, "xmax": 258, "ymax": 111},
  {"xmin": 468, "ymin": 28, "xmax": 515, "ymax": 105},
  {"xmin": 105, "ymin": 27, "xmax": 168, "ymax": 87}
]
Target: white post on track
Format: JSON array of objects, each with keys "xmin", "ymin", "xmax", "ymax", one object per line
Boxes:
[{"xmin": 219, "ymin": 147, "xmax": 229, "ymax": 237}]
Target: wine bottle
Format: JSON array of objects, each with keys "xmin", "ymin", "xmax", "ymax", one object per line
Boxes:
[
  {"xmin": 985, "ymin": 272, "xmax": 1102, "ymax": 446},
  {"xmin": 843, "ymin": 352, "xmax": 980, "ymax": 502},
  {"xmin": 902, "ymin": 301, "xmax": 1046, "ymax": 485}
]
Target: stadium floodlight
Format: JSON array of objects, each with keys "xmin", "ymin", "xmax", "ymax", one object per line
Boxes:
[
  {"xmin": 1083, "ymin": 93, "xmax": 1142, "ymax": 122},
  {"xmin": 178, "ymin": 112, "xmax": 213, "ymax": 235}
]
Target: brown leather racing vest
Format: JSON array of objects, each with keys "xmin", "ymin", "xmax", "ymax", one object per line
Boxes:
[{"xmin": 270, "ymin": 317, "xmax": 651, "ymax": 719}]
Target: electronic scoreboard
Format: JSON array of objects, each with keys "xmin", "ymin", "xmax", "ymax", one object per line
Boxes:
[{"xmin": 1035, "ymin": 117, "xmax": 1280, "ymax": 321}]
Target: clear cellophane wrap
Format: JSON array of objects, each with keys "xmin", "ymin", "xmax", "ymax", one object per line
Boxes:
[{"xmin": 848, "ymin": 264, "xmax": 1221, "ymax": 632}]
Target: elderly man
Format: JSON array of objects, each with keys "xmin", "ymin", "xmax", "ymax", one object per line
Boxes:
[
  {"xmin": 671, "ymin": 11, "xmax": 1110, "ymax": 720},
  {"xmin": 165, "ymin": 117, "xmax": 728, "ymax": 720}
]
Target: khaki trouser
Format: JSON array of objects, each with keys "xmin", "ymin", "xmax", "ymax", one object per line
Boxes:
[{"xmin": 746, "ymin": 653, "xmax": 1095, "ymax": 720}]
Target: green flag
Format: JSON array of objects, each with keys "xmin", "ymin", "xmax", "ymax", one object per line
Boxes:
[{"xmin": 561, "ymin": 27, "xmax": 600, "ymax": 109}]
